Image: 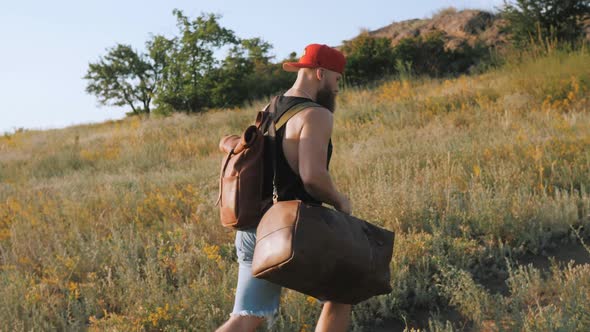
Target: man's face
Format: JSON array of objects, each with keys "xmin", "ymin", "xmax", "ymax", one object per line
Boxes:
[{"xmin": 316, "ymin": 69, "xmax": 342, "ymax": 113}]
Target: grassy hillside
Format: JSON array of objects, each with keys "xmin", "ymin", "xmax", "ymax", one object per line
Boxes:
[{"xmin": 1, "ymin": 49, "xmax": 590, "ymax": 331}]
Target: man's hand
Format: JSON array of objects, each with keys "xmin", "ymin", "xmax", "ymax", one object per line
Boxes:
[{"xmin": 334, "ymin": 193, "xmax": 352, "ymax": 215}]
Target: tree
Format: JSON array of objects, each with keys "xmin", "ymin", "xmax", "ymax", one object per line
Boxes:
[
  {"xmin": 227, "ymin": 38, "xmax": 292, "ymax": 104},
  {"xmin": 155, "ymin": 10, "xmax": 238, "ymax": 113},
  {"xmin": 208, "ymin": 40, "xmax": 256, "ymax": 108},
  {"xmin": 84, "ymin": 44, "xmax": 158, "ymax": 115},
  {"xmin": 393, "ymin": 32, "xmax": 450, "ymax": 76},
  {"xmin": 145, "ymin": 34, "xmax": 178, "ymax": 113},
  {"xmin": 84, "ymin": 10, "xmax": 303, "ymax": 116},
  {"xmin": 208, "ymin": 37, "xmax": 295, "ymax": 108},
  {"xmin": 501, "ymin": 0, "xmax": 590, "ymax": 47},
  {"xmin": 241, "ymin": 37, "xmax": 274, "ymax": 65},
  {"xmin": 341, "ymin": 33, "xmax": 396, "ymax": 86}
]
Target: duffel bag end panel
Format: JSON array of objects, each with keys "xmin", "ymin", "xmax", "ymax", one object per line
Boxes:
[{"xmin": 252, "ymin": 200, "xmax": 301, "ymax": 276}]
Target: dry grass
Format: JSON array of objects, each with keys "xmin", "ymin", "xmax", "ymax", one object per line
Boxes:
[{"xmin": 1, "ymin": 49, "xmax": 590, "ymax": 331}]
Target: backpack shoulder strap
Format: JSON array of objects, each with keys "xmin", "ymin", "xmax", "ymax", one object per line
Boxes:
[{"xmin": 275, "ymin": 101, "xmax": 321, "ymax": 130}]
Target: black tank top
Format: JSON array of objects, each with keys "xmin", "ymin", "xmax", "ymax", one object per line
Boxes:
[{"xmin": 268, "ymin": 96, "xmax": 333, "ymax": 206}]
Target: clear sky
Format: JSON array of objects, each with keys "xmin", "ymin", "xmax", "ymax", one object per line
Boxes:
[{"xmin": 0, "ymin": 0, "xmax": 505, "ymax": 134}]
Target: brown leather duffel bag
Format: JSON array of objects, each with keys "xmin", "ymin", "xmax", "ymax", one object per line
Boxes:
[{"xmin": 251, "ymin": 200, "xmax": 395, "ymax": 305}]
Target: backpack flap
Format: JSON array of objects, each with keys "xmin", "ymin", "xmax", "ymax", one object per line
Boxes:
[{"xmin": 219, "ymin": 135, "xmax": 241, "ymax": 154}]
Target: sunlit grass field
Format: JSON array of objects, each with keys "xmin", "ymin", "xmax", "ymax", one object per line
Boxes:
[{"xmin": 1, "ymin": 49, "xmax": 590, "ymax": 331}]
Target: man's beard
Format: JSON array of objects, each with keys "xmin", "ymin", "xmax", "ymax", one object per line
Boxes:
[{"xmin": 315, "ymin": 86, "xmax": 336, "ymax": 113}]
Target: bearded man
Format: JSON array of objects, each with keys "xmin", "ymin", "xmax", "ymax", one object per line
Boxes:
[{"xmin": 217, "ymin": 44, "xmax": 352, "ymax": 332}]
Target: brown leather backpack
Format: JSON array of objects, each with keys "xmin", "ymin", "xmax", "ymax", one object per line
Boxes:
[{"xmin": 216, "ymin": 97, "xmax": 319, "ymax": 229}]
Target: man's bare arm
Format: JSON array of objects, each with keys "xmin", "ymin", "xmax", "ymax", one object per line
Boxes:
[{"xmin": 297, "ymin": 107, "xmax": 350, "ymax": 212}]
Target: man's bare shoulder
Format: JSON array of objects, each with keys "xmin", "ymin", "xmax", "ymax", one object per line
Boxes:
[
  {"xmin": 284, "ymin": 105, "xmax": 333, "ymax": 138},
  {"xmin": 297, "ymin": 106, "xmax": 333, "ymax": 124}
]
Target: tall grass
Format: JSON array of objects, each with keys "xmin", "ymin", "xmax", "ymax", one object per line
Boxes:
[{"xmin": 1, "ymin": 49, "xmax": 589, "ymax": 331}]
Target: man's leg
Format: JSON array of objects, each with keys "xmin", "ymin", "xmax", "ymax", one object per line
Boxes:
[
  {"xmin": 216, "ymin": 314, "xmax": 264, "ymax": 332},
  {"xmin": 315, "ymin": 301, "xmax": 352, "ymax": 332},
  {"xmin": 217, "ymin": 229, "xmax": 281, "ymax": 332}
]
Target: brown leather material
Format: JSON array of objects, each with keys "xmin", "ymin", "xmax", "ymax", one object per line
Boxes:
[
  {"xmin": 251, "ymin": 200, "xmax": 300, "ymax": 272},
  {"xmin": 252, "ymin": 200, "xmax": 395, "ymax": 304},
  {"xmin": 218, "ymin": 123, "xmax": 267, "ymax": 229},
  {"xmin": 219, "ymin": 135, "xmax": 241, "ymax": 154},
  {"xmin": 255, "ymin": 109, "xmax": 270, "ymax": 128}
]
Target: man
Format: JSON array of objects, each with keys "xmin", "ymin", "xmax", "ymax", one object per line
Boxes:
[{"xmin": 216, "ymin": 44, "xmax": 352, "ymax": 332}]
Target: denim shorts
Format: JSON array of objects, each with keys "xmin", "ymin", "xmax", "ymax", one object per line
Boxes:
[{"xmin": 231, "ymin": 227, "xmax": 282, "ymax": 327}]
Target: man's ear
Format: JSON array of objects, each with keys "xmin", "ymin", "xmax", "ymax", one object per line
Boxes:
[{"xmin": 315, "ymin": 68, "xmax": 324, "ymax": 81}]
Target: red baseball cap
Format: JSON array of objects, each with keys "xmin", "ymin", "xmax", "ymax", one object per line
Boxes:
[{"xmin": 283, "ymin": 44, "xmax": 346, "ymax": 74}]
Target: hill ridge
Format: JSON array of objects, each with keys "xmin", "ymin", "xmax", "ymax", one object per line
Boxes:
[{"xmin": 366, "ymin": 8, "xmax": 590, "ymax": 50}]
